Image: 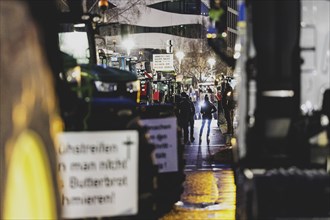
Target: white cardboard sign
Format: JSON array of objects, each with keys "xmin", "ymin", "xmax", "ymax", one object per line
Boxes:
[
  {"xmin": 57, "ymin": 130, "xmax": 138, "ymax": 219},
  {"xmin": 140, "ymin": 117, "xmax": 178, "ymax": 173},
  {"xmin": 152, "ymin": 54, "xmax": 174, "ymax": 71}
]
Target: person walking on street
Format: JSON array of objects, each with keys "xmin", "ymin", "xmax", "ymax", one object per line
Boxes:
[
  {"xmin": 222, "ymin": 80, "xmax": 234, "ymax": 134},
  {"xmin": 178, "ymin": 92, "xmax": 193, "ymax": 144},
  {"xmin": 215, "ymin": 86, "xmax": 224, "ymax": 127},
  {"xmin": 188, "ymin": 96, "xmax": 195, "ymax": 142},
  {"xmin": 199, "ymin": 94, "xmax": 217, "ymax": 141}
]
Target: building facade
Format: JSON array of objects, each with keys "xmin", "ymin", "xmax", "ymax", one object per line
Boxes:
[
  {"xmin": 227, "ymin": 0, "xmax": 238, "ymax": 53},
  {"xmin": 97, "ymin": 0, "xmax": 210, "ymax": 59},
  {"xmin": 95, "ymin": 0, "xmax": 238, "ymax": 78},
  {"xmin": 226, "ymin": 0, "xmax": 238, "ymax": 76}
]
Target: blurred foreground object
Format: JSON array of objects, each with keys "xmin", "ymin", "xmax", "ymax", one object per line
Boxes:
[{"xmin": 1, "ymin": 1, "xmax": 61, "ymax": 219}]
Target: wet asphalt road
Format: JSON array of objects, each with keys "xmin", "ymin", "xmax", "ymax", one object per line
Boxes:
[{"xmin": 160, "ymin": 119, "xmax": 236, "ymax": 220}]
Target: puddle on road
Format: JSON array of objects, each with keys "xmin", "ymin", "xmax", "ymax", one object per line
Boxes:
[{"xmin": 160, "ymin": 169, "xmax": 236, "ymax": 220}]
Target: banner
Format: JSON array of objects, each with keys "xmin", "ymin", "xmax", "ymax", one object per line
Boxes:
[
  {"xmin": 152, "ymin": 54, "xmax": 174, "ymax": 71},
  {"xmin": 141, "ymin": 117, "xmax": 178, "ymax": 173},
  {"xmin": 57, "ymin": 130, "xmax": 138, "ymax": 219}
]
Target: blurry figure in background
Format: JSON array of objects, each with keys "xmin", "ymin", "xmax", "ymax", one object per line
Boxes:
[
  {"xmin": 207, "ymin": 85, "xmax": 213, "ymax": 93},
  {"xmin": 196, "ymin": 89, "xmax": 200, "ymax": 101},
  {"xmin": 188, "ymin": 96, "xmax": 196, "ymax": 142},
  {"xmin": 174, "ymin": 93, "xmax": 182, "ymax": 117},
  {"xmin": 216, "ymin": 85, "xmax": 223, "ymax": 113},
  {"xmin": 159, "ymin": 90, "xmax": 164, "ymax": 103},
  {"xmin": 188, "ymin": 85, "xmax": 194, "ymax": 98},
  {"xmin": 199, "ymin": 94, "xmax": 217, "ymax": 141},
  {"xmin": 322, "ymin": 89, "xmax": 330, "ymax": 140},
  {"xmin": 222, "ymin": 80, "xmax": 234, "ymax": 134},
  {"xmin": 216, "ymin": 85, "xmax": 225, "ymax": 127},
  {"xmin": 153, "ymin": 89, "xmax": 160, "ymax": 103},
  {"xmin": 164, "ymin": 90, "xmax": 170, "ymax": 103},
  {"xmin": 220, "ymin": 75, "xmax": 226, "ymax": 96},
  {"xmin": 178, "ymin": 92, "xmax": 193, "ymax": 144}
]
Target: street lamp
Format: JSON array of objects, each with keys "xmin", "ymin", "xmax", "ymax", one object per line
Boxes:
[
  {"xmin": 122, "ymin": 39, "xmax": 135, "ymax": 56},
  {"xmin": 207, "ymin": 57, "xmax": 216, "ymax": 69},
  {"xmin": 176, "ymin": 51, "xmax": 185, "ymax": 74}
]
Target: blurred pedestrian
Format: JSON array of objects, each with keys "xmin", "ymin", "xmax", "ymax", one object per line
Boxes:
[
  {"xmin": 216, "ymin": 86, "xmax": 223, "ymax": 113},
  {"xmin": 222, "ymin": 80, "xmax": 234, "ymax": 134},
  {"xmin": 188, "ymin": 96, "xmax": 195, "ymax": 142},
  {"xmin": 199, "ymin": 94, "xmax": 217, "ymax": 141},
  {"xmin": 178, "ymin": 92, "xmax": 193, "ymax": 144}
]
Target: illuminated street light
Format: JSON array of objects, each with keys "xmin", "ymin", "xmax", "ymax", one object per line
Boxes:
[
  {"xmin": 122, "ymin": 39, "xmax": 135, "ymax": 56},
  {"xmin": 176, "ymin": 51, "xmax": 185, "ymax": 74}
]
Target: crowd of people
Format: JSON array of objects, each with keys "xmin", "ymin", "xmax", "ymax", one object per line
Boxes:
[{"xmin": 176, "ymin": 79, "xmax": 236, "ymax": 144}]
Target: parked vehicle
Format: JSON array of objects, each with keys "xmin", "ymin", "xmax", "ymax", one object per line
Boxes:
[{"xmin": 208, "ymin": 0, "xmax": 330, "ymax": 219}]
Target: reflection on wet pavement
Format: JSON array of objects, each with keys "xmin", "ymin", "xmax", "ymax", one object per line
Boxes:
[
  {"xmin": 160, "ymin": 170, "xmax": 236, "ymax": 220},
  {"xmin": 160, "ymin": 119, "xmax": 236, "ymax": 220}
]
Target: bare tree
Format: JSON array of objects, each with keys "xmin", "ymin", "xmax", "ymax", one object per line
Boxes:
[
  {"xmin": 107, "ymin": 0, "xmax": 146, "ymax": 23},
  {"xmin": 178, "ymin": 40, "xmax": 227, "ymax": 85},
  {"xmin": 56, "ymin": 0, "xmax": 146, "ymax": 24}
]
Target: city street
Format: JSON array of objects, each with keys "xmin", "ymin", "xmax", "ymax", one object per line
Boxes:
[
  {"xmin": 1, "ymin": 1, "xmax": 329, "ymax": 219},
  {"xmin": 184, "ymin": 119, "xmax": 229, "ymax": 170},
  {"xmin": 161, "ymin": 119, "xmax": 236, "ymax": 220}
]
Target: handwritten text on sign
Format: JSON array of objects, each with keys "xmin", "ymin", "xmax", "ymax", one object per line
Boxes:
[
  {"xmin": 141, "ymin": 117, "xmax": 178, "ymax": 173},
  {"xmin": 152, "ymin": 54, "xmax": 174, "ymax": 71},
  {"xmin": 57, "ymin": 130, "xmax": 138, "ymax": 219}
]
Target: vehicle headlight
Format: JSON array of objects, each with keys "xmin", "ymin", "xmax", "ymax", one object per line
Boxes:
[
  {"xmin": 94, "ymin": 81, "xmax": 117, "ymax": 92},
  {"xmin": 126, "ymin": 80, "xmax": 140, "ymax": 103},
  {"xmin": 65, "ymin": 66, "xmax": 81, "ymax": 83},
  {"xmin": 126, "ymin": 80, "xmax": 140, "ymax": 93}
]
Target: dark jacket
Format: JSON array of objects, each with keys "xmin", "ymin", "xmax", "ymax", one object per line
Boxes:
[
  {"xmin": 188, "ymin": 98, "xmax": 195, "ymax": 120},
  {"xmin": 222, "ymin": 83, "xmax": 235, "ymax": 110},
  {"xmin": 178, "ymin": 97, "xmax": 192, "ymax": 123},
  {"xmin": 201, "ymin": 101, "xmax": 217, "ymax": 119}
]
